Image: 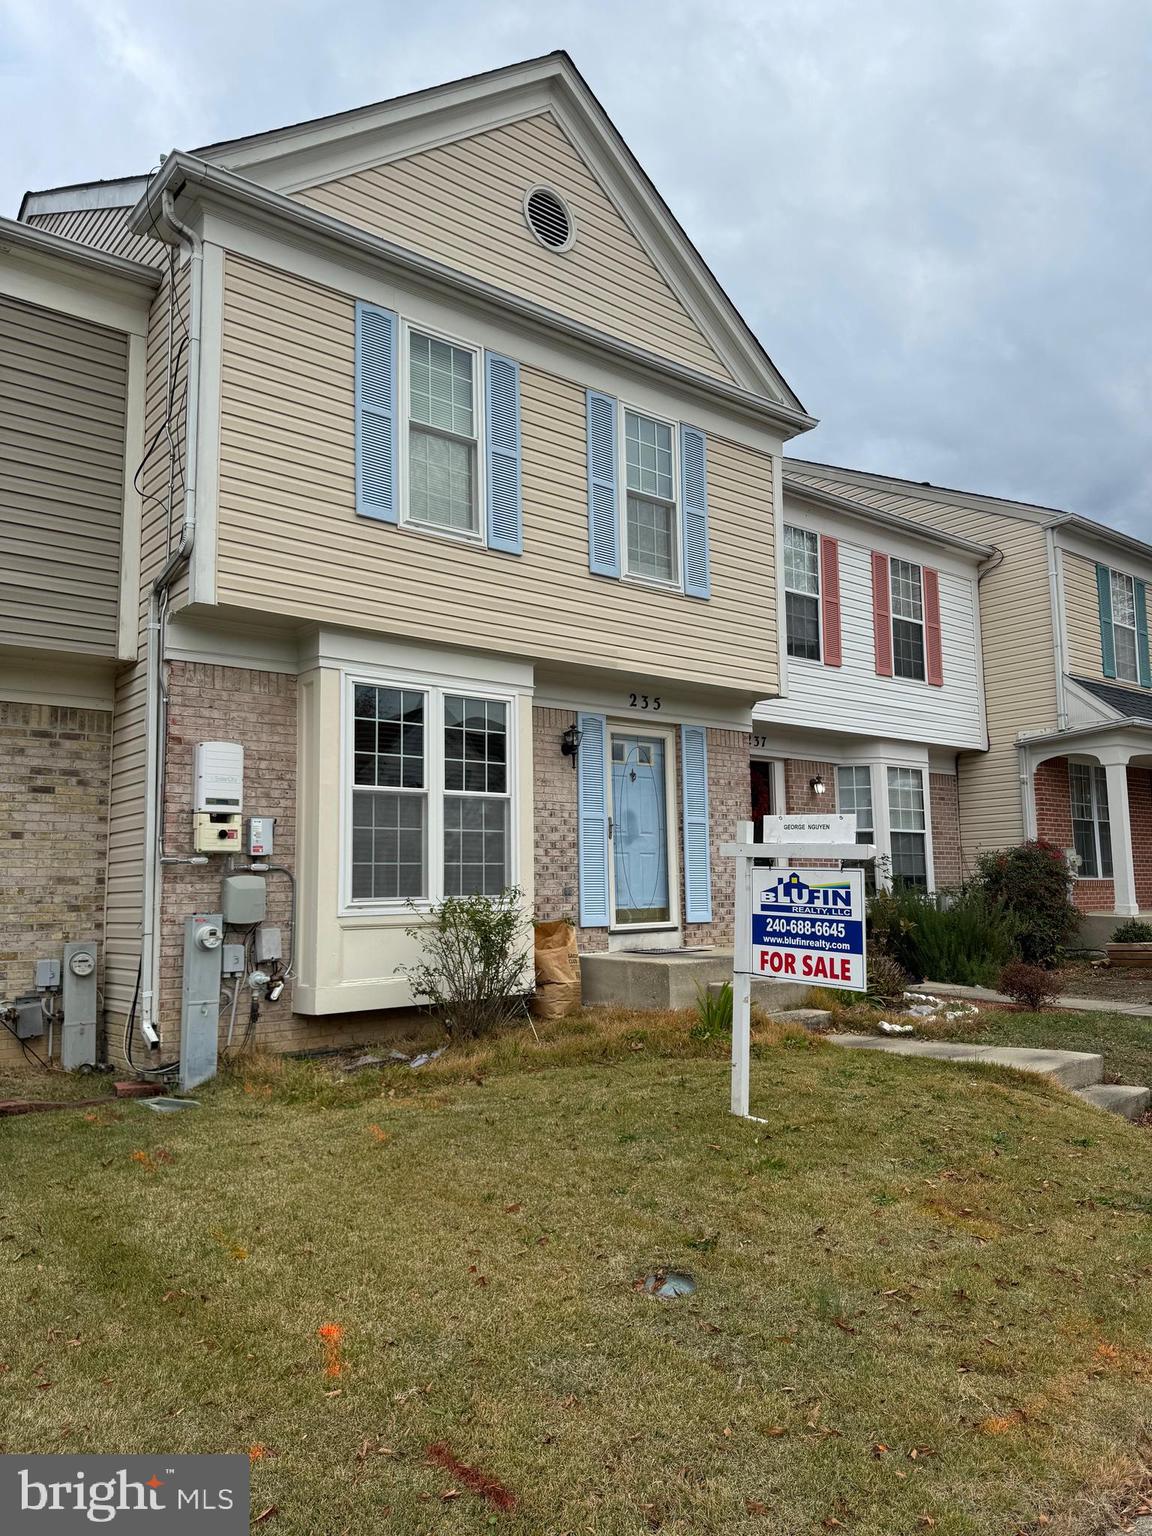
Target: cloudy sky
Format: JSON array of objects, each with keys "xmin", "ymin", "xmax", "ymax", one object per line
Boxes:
[{"xmin": 3, "ymin": 0, "xmax": 1149, "ymax": 536}]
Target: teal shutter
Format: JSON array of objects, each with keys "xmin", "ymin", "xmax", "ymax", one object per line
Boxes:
[
  {"xmin": 1137, "ymin": 580, "xmax": 1152, "ymax": 687},
  {"xmin": 680, "ymin": 425, "xmax": 710, "ymax": 598},
  {"xmin": 577, "ymin": 713, "xmax": 610, "ymax": 927},
  {"xmin": 485, "ymin": 352, "xmax": 522, "ymax": 554},
  {"xmin": 355, "ymin": 301, "xmax": 398, "ymax": 523},
  {"xmin": 1097, "ymin": 563, "xmax": 1116, "ymax": 678},
  {"xmin": 586, "ymin": 391, "xmax": 619, "ymax": 577},
  {"xmin": 680, "ymin": 725, "xmax": 712, "ymax": 923}
]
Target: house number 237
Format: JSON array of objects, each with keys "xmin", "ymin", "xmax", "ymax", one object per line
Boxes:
[{"xmin": 628, "ymin": 693, "xmax": 662, "ymax": 711}]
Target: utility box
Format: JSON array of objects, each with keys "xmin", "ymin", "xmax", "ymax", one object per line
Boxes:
[
  {"xmin": 181, "ymin": 912, "xmax": 224, "ymax": 1092},
  {"xmin": 13, "ymin": 995, "xmax": 44, "ymax": 1039},
  {"xmin": 222, "ymin": 873, "xmax": 267, "ymax": 926},
  {"xmin": 61, "ymin": 941, "xmax": 98, "ymax": 1069},
  {"xmin": 247, "ymin": 816, "xmax": 274, "ymax": 859},
  {"xmin": 194, "ymin": 741, "xmax": 244, "ymax": 813},
  {"xmin": 193, "ymin": 812, "xmax": 242, "ymax": 853}
]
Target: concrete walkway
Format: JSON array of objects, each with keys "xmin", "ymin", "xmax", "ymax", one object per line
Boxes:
[
  {"xmin": 829, "ymin": 1033, "xmax": 1151, "ymax": 1120},
  {"xmin": 916, "ymin": 981, "xmax": 1152, "ymax": 1020}
]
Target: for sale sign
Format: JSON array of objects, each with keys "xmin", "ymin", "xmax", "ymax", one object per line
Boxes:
[{"xmin": 741, "ymin": 866, "xmax": 867, "ymax": 992}]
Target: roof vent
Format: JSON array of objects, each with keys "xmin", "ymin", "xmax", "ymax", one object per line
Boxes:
[{"xmin": 523, "ymin": 186, "xmax": 574, "ymax": 252}]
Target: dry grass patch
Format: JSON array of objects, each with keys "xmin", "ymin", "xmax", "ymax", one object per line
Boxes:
[{"xmin": 1, "ymin": 1007, "xmax": 1151, "ymax": 1535}]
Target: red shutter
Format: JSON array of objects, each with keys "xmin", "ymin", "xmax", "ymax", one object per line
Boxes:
[
  {"xmin": 819, "ymin": 537, "xmax": 842, "ymax": 667},
  {"xmin": 924, "ymin": 567, "xmax": 944, "ymax": 686},
  {"xmin": 872, "ymin": 551, "xmax": 893, "ymax": 676}
]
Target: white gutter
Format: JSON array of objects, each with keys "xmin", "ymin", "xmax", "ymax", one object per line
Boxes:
[
  {"xmin": 139, "ymin": 191, "xmax": 204, "ymax": 1042},
  {"xmin": 1045, "ymin": 525, "xmax": 1069, "ymax": 732}
]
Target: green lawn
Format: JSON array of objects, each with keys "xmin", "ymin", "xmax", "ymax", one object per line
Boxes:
[
  {"xmin": 2, "ymin": 1011, "xmax": 1152, "ymax": 1535},
  {"xmin": 913, "ymin": 1006, "xmax": 1152, "ymax": 1091}
]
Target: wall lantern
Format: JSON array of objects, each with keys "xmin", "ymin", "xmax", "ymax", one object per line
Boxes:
[
  {"xmin": 809, "ymin": 775, "xmax": 827, "ymax": 797},
  {"xmin": 561, "ymin": 722, "xmax": 584, "ymax": 769}
]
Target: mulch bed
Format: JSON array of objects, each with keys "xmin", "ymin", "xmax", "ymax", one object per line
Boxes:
[{"xmin": 1058, "ymin": 963, "xmax": 1152, "ymax": 1005}]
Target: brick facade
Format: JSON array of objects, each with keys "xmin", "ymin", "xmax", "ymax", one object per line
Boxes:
[
  {"xmin": 784, "ymin": 759, "xmax": 838, "ymax": 815},
  {"xmin": 929, "ymin": 772, "xmax": 962, "ymax": 888},
  {"xmin": 0, "ymin": 702, "xmax": 111, "ymax": 1065},
  {"xmin": 1131, "ymin": 766, "xmax": 1152, "ymax": 911},
  {"xmin": 1033, "ymin": 756, "xmax": 1116, "ymax": 912},
  {"xmin": 531, "ymin": 707, "xmax": 747, "ymax": 950}
]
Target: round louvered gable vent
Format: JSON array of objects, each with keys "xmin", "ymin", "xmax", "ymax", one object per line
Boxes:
[{"xmin": 523, "ymin": 186, "xmax": 575, "ymax": 251}]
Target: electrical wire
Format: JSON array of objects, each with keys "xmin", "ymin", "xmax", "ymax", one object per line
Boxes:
[{"xmin": 122, "ymin": 958, "xmax": 179, "ymax": 1078}]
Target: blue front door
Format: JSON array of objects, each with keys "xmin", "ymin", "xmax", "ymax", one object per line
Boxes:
[{"xmin": 611, "ymin": 734, "xmax": 671, "ymax": 925}]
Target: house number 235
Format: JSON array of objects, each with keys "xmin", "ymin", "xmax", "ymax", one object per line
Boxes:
[{"xmin": 628, "ymin": 693, "xmax": 662, "ymax": 711}]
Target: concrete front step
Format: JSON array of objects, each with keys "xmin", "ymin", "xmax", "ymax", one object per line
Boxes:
[
  {"xmin": 1074, "ymin": 1084, "xmax": 1151, "ymax": 1121},
  {"xmin": 581, "ymin": 949, "xmax": 808, "ymax": 1013},
  {"xmin": 829, "ymin": 1034, "xmax": 1105, "ymax": 1090}
]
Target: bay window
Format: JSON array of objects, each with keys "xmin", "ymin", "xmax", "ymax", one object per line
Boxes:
[
  {"xmin": 887, "ymin": 766, "xmax": 928, "ymax": 888},
  {"xmin": 1069, "ymin": 762, "xmax": 1112, "ymax": 879},
  {"xmin": 349, "ymin": 680, "xmax": 513, "ymax": 906},
  {"xmin": 837, "ymin": 765, "xmax": 876, "ymax": 894},
  {"xmin": 784, "ymin": 526, "xmax": 821, "ymax": 661}
]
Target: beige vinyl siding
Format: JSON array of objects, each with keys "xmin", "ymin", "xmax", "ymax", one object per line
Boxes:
[
  {"xmin": 787, "ymin": 467, "xmax": 1059, "ymax": 859},
  {"xmin": 217, "ymin": 254, "xmax": 777, "ymax": 694},
  {"xmin": 1064, "ymin": 549, "xmax": 1109, "ymax": 680},
  {"xmin": 26, "ymin": 207, "xmax": 166, "ymax": 268},
  {"xmin": 103, "ymin": 264, "xmax": 189, "ymax": 1028},
  {"xmin": 0, "ymin": 293, "xmax": 128, "ymax": 655},
  {"xmin": 298, "ymin": 112, "xmax": 733, "ymax": 382}
]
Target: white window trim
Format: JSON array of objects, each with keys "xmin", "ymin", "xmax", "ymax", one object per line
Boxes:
[
  {"xmin": 606, "ymin": 718, "xmax": 682, "ymax": 932},
  {"xmin": 1068, "ymin": 760, "xmax": 1112, "ymax": 881},
  {"xmin": 890, "ymin": 558, "xmax": 927, "ymax": 684},
  {"xmin": 340, "ymin": 670, "xmax": 518, "ymax": 916},
  {"xmin": 883, "ymin": 763, "xmax": 933, "ymax": 890},
  {"xmin": 398, "ymin": 319, "xmax": 487, "ymax": 546},
  {"xmin": 1108, "ymin": 569, "xmax": 1140, "ymax": 684},
  {"xmin": 783, "ymin": 524, "xmax": 823, "ymax": 663},
  {"xmin": 618, "ymin": 400, "xmax": 682, "ymax": 593}
]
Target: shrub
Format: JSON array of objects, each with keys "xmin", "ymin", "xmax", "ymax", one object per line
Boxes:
[
  {"xmin": 403, "ymin": 888, "xmax": 531, "ymax": 1039},
  {"xmin": 692, "ymin": 980, "xmax": 733, "ymax": 1040},
  {"xmin": 972, "ymin": 840, "xmax": 1078, "ymax": 967},
  {"xmin": 865, "ymin": 948, "xmax": 910, "ymax": 1005},
  {"xmin": 868, "ymin": 884, "xmax": 1019, "ymax": 988},
  {"xmin": 998, "ymin": 961, "xmax": 1061, "ymax": 1011},
  {"xmin": 1111, "ymin": 919, "xmax": 1152, "ymax": 944}
]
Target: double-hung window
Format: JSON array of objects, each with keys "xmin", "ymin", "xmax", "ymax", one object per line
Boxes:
[
  {"xmin": 1109, "ymin": 571, "xmax": 1140, "ymax": 684},
  {"xmin": 836, "ymin": 765, "xmax": 876, "ymax": 894},
  {"xmin": 350, "ymin": 682, "xmax": 513, "ymax": 906},
  {"xmin": 890, "ymin": 560, "xmax": 926, "ymax": 680},
  {"xmin": 887, "ymin": 766, "xmax": 928, "ymax": 888},
  {"xmin": 406, "ymin": 329, "xmax": 480, "ymax": 537},
  {"xmin": 784, "ymin": 526, "xmax": 821, "ymax": 660},
  {"xmin": 624, "ymin": 409, "xmax": 678, "ymax": 584},
  {"xmin": 1069, "ymin": 763, "xmax": 1112, "ymax": 879}
]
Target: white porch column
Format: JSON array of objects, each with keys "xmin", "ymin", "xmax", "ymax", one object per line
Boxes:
[{"xmin": 1100, "ymin": 754, "xmax": 1138, "ymax": 916}]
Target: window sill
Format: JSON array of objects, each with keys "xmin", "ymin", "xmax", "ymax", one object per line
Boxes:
[
  {"xmin": 399, "ymin": 517, "xmax": 486, "ymax": 548},
  {"xmin": 621, "ymin": 571, "xmax": 685, "ymax": 597}
]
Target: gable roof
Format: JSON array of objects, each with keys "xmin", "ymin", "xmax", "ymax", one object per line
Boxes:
[
  {"xmin": 18, "ymin": 51, "xmax": 807, "ymax": 415},
  {"xmin": 1069, "ymin": 676, "xmax": 1152, "ymax": 725}
]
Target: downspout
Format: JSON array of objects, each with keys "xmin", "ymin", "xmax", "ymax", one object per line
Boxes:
[
  {"xmin": 1044, "ymin": 526, "xmax": 1070, "ymax": 733},
  {"xmin": 139, "ymin": 189, "xmax": 204, "ymax": 1042}
]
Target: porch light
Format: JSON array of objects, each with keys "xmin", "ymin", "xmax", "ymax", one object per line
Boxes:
[
  {"xmin": 561, "ymin": 722, "xmax": 583, "ymax": 768},
  {"xmin": 809, "ymin": 775, "xmax": 827, "ymax": 796}
]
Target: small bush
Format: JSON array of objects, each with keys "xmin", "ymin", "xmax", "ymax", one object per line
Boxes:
[
  {"xmin": 865, "ymin": 948, "xmax": 911, "ymax": 1005},
  {"xmin": 998, "ymin": 961, "xmax": 1061, "ymax": 1011},
  {"xmin": 692, "ymin": 980, "xmax": 733, "ymax": 1040},
  {"xmin": 403, "ymin": 888, "xmax": 531, "ymax": 1040},
  {"xmin": 869, "ymin": 884, "xmax": 1019, "ymax": 988},
  {"xmin": 1111, "ymin": 919, "xmax": 1152, "ymax": 944},
  {"xmin": 972, "ymin": 840, "xmax": 1078, "ymax": 967}
]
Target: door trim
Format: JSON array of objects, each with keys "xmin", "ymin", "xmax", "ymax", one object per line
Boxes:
[{"xmin": 607, "ymin": 720, "xmax": 681, "ymax": 933}]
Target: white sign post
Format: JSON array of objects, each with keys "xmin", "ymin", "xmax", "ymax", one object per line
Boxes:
[{"xmin": 721, "ymin": 816, "xmax": 875, "ymax": 1120}]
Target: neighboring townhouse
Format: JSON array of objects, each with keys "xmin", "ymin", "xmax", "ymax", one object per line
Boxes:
[
  {"xmin": 0, "ymin": 218, "xmax": 155, "ymax": 1064},
  {"xmin": 786, "ymin": 458, "xmax": 1152, "ymax": 940},
  {"xmin": 751, "ymin": 475, "xmax": 991, "ymax": 890},
  {"xmin": 8, "ymin": 53, "xmax": 817, "ymax": 1065}
]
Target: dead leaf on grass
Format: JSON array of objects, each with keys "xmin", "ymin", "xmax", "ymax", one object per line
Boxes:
[
  {"xmin": 252, "ymin": 1505, "xmax": 277, "ymax": 1525},
  {"xmin": 977, "ymin": 1410, "xmax": 1026, "ymax": 1435}
]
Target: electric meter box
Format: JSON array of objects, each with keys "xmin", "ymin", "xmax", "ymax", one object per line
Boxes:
[{"xmin": 194, "ymin": 741, "xmax": 244, "ymax": 814}]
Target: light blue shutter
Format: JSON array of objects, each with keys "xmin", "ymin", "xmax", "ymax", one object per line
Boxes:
[
  {"xmin": 1096, "ymin": 563, "xmax": 1116, "ymax": 678},
  {"xmin": 680, "ymin": 425, "xmax": 710, "ymax": 599},
  {"xmin": 1137, "ymin": 580, "xmax": 1152, "ymax": 688},
  {"xmin": 586, "ymin": 390, "xmax": 619, "ymax": 577},
  {"xmin": 355, "ymin": 301, "xmax": 398, "ymax": 523},
  {"xmin": 577, "ymin": 712, "xmax": 610, "ymax": 927},
  {"xmin": 485, "ymin": 352, "xmax": 522, "ymax": 554},
  {"xmin": 680, "ymin": 725, "xmax": 712, "ymax": 923}
]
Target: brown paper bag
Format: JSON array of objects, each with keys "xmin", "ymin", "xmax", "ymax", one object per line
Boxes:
[{"xmin": 530, "ymin": 920, "xmax": 581, "ymax": 1019}]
